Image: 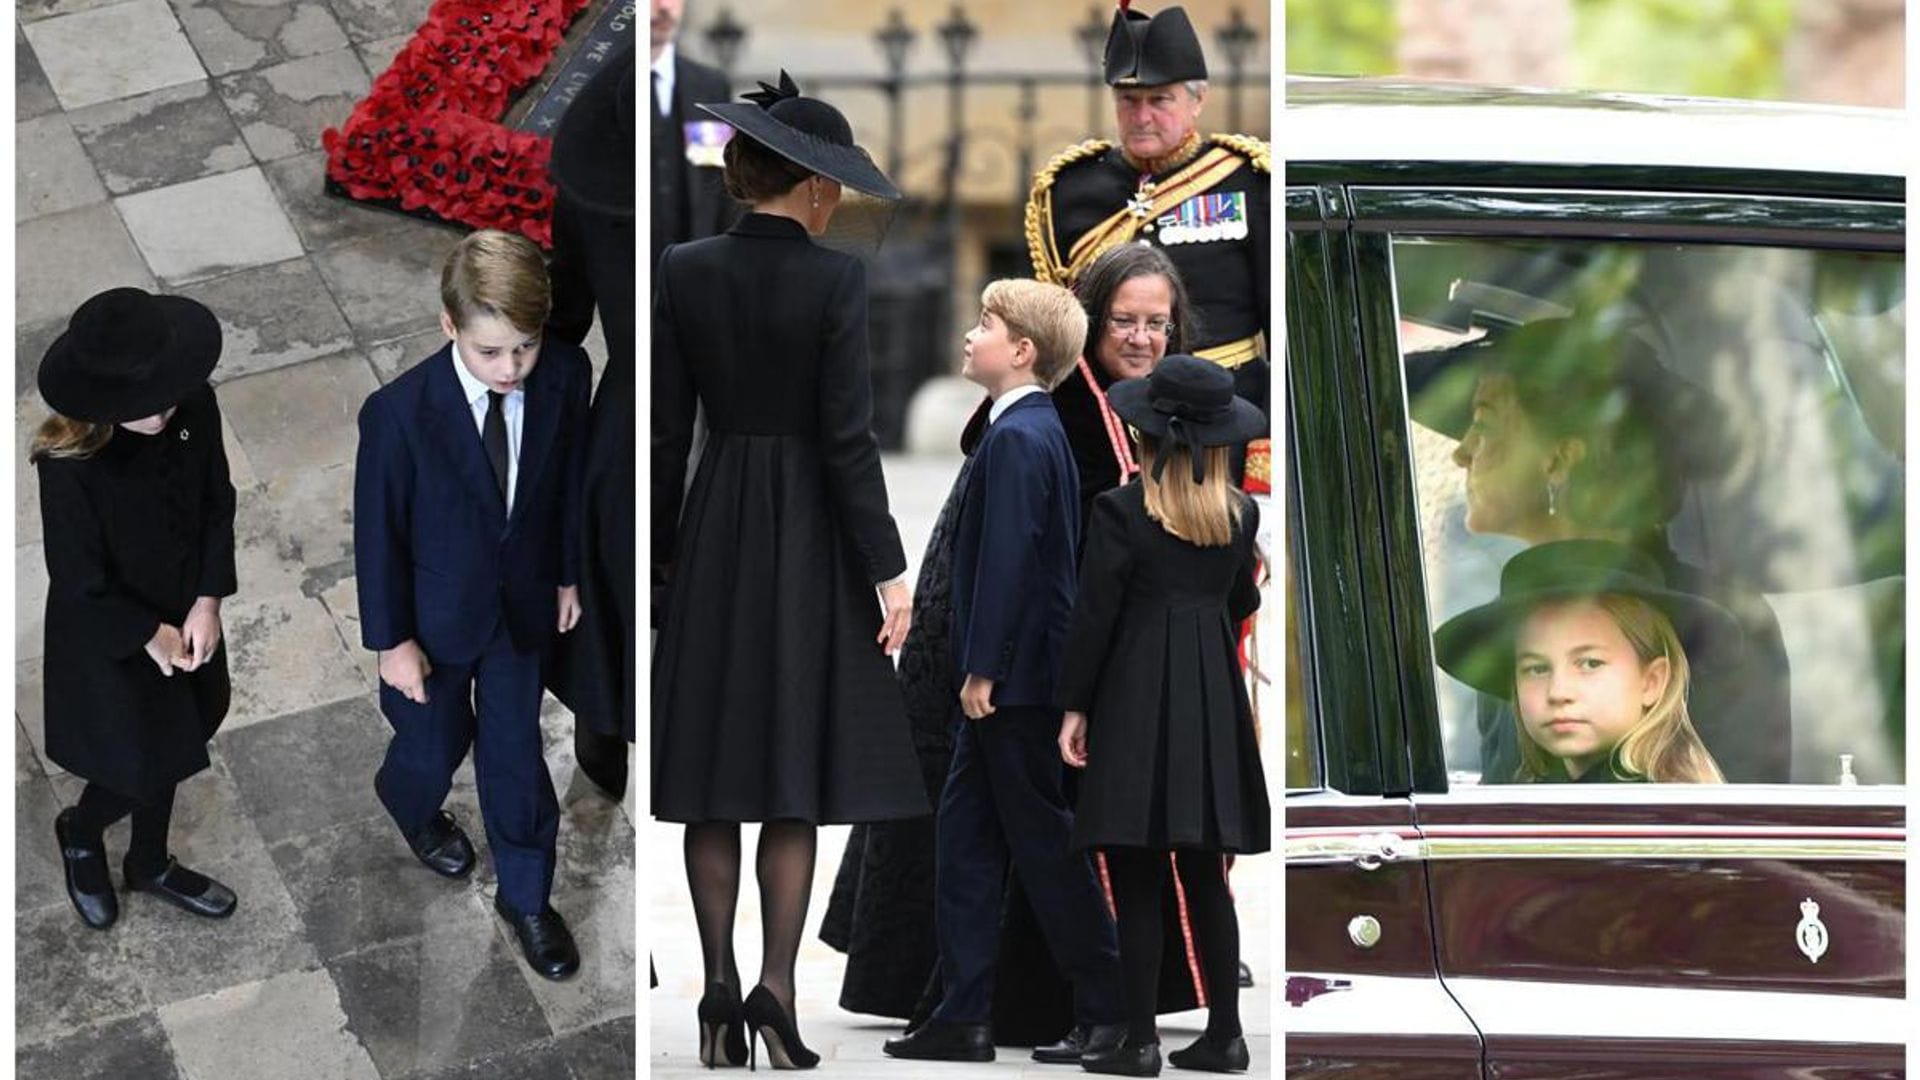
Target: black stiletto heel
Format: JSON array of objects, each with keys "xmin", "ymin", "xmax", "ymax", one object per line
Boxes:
[
  {"xmin": 742, "ymin": 985, "xmax": 820, "ymax": 1070},
  {"xmin": 697, "ymin": 983, "xmax": 748, "ymax": 1068}
]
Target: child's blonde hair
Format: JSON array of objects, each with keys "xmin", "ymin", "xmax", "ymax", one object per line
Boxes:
[
  {"xmin": 441, "ymin": 229, "xmax": 551, "ymax": 333},
  {"xmin": 1135, "ymin": 434, "xmax": 1242, "ymax": 548},
  {"xmin": 1513, "ymin": 593, "xmax": 1724, "ymax": 784},
  {"xmin": 28, "ymin": 414, "xmax": 113, "ymax": 464},
  {"xmin": 979, "ymin": 279, "xmax": 1087, "ymax": 389}
]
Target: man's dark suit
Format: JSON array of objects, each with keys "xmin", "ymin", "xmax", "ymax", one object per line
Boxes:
[
  {"xmin": 933, "ymin": 390, "xmax": 1123, "ymax": 1027},
  {"xmin": 353, "ymin": 341, "xmax": 590, "ymax": 915},
  {"xmin": 650, "ymin": 50, "xmax": 733, "ymax": 270}
]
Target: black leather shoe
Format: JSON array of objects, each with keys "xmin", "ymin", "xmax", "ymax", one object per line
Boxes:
[
  {"xmin": 883, "ymin": 1019, "xmax": 994, "ymax": 1062},
  {"xmin": 1167, "ymin": 1034, "xmax": 1249, "ymax": 1073},
  {"xmin": 1036, "ymin": 1023, "xmax": 1126, "ymax": 1064},
  {"xmin": 1034, "ymin": 1025, "xmax": 1091, "ymax": 1064},
  {"xmin": 403, "ymin": 810, "xmax": 475, "ymax": 878},
  {"xmin": 495, "ymin": 896, "xmax": 580, "ymax": 981},
  {"xmin": 1082, "ymin": 1036, "xmax": 1161, "ymax": 1076},
  {"xmin": 124, "ymin": 858, "xmax": 238, "ymax": 919},
  {"xmin": 55, "ymin": 809, "xmax": 118, "ymax": 930},
  {"xmin": 1236, "ymin": 960, "xmax": 1253, "ymax": 988}
]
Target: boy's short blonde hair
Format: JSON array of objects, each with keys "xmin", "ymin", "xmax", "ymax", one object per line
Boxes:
[
  {"xmin": 981, "ymin": 279, "xmax": 1088, "ymax": 389},
  {"xmin": 440, "ymin": 229, "xmax": 551, "ymax": 333}
]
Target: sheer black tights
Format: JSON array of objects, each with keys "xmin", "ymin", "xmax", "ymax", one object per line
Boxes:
[
  {"xmin": 1103, "ymin": 847, "xmax": 1242, "ymax": 1045},
  {"xmin": 684, "ymin": 821, "xmax": 819, "ymax": 1015}
]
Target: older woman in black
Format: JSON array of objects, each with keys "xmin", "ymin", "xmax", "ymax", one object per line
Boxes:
[
  {"xmin": 33, "ymin": 288, "xmax": 240, "ymax": 931},
  {"xmin": 652, "ymin": 73, "xmax": 927, "ymax": 1069}
]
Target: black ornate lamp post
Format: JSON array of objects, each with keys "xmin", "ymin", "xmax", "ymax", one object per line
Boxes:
[
  {"xmin": 1075, "ymin": 6, "xmax": 1108, "ymax": 132},
  {"xmin": 935, "ymin": 5, "xmax": 978, "ymax": 214},
  {"xmin": 874, "ymin": 9, "xmax": 916, "ymax": 180},
  {"xmin": 704, "ymin": 7, "xmax": 747, "ymax": 80},
  {"xmin": 1215, "ymin": 7, "xmax": 1258, "ymax": 132}
]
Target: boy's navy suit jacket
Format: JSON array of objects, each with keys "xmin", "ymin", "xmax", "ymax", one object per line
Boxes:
[
  {"xmin": 354, "ymin": 341, "xmax": 591, "ymax": 665},
  {"xmin": 949, "ymin": 391, "xmax": 1081, "ymax": 709}
]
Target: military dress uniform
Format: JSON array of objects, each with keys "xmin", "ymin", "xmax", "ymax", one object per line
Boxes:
[{"xmin": 1024, "ymin": 6, "xmax": 1271, "ymax": 492}]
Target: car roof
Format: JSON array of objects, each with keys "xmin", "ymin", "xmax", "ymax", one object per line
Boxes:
[{"xmin": 1286, "ymin": 77, "xmax": 1906, "ymax": 181}]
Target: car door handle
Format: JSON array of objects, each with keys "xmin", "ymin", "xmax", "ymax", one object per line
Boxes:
[{"xmin": 1348, "ymin": 832, "xmax": 1406, "ymax": 870}]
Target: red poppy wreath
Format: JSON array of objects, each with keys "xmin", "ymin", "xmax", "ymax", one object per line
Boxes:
[{"xmin": 322, "ymin": 0, "xmax": 593, "ymax": 247}]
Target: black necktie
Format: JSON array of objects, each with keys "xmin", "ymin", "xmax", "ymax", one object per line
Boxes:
[{"xmin": 483, "ymin": 391, "xmax": 509, "ymax": 505}]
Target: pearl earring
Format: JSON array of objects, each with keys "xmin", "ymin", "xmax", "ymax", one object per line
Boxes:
[{"xmin": 1546, "ymin": 481, "xmax": 1558, "ymax": 517}]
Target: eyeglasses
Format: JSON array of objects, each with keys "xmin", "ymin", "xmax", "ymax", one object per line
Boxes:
[{"xmin": 1106, "ymin": 315, "xmax": 1175, "ymax": 338}]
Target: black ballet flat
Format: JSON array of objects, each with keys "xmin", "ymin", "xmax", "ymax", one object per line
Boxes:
[
  {"xmin": 743, "ymin": 985, "xmax": 820, "ymax": 1070},
  {"xmin": 54, "ymin": 808, "xmax": 118, "ymax": 930},
  {"xmin": 124, "ymin": 857, "xmax": 237, "ymax": 919},
  {"xmin": 1167, "ymin": 1033, "xmax": 1249, "ymax": 1073},
  {"xmin": 698, "ymin": 982, "xmax": 749, "ymax": 1068}
]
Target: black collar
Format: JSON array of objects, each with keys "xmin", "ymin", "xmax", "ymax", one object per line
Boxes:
[{"xmin": 728, "ymin": 212, "xmax": 811, "ymax": 240}]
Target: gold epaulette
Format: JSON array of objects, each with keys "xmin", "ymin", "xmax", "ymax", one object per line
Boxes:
[
  {"xmin": 1025, "ymin": 139, "xmax": 1113, "ymax": 284},
  {"xmin": 1209, "ymin": 133, "xmax": 1270, "ymax": 174}
]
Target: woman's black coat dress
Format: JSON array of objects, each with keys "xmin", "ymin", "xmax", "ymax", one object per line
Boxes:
[
  {"xmin": 652, "ymin": 212, "xmax": 926, "ymax": 825},
  {"xmin": 36, "ymin": 383, "xmax": 237, "ymax": 802},
  {"xmin": 545, "ymin": 192, "xmax": 638, "ymax": 742}
]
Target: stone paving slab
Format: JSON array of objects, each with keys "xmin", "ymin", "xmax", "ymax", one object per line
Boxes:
[
  {"xmin": 14, "ymin": 1011, "xmax": 185, "ymax": 1080},
  {"xmin": 16, "ymin": 112, "xmax": 108, "ymax": 222},
  {"xmin": 353, "ymin": 31, "xmax": 412, "ymax": 81},
  {"xmin": 325, "ymin": 0, "xmax": 432, "ymax": 47},
  {"xmin": 67, "ymin": 80, "xmax": 252, "ymax": 197},
  {"xmin": 182, "ymin": 261, "xmax": 358, "ymax": 381},
  {"xmin": 216, "ymin": 350, "xmax": 372, "ymax": 479},
  {"xmin": 158, "ymin": 968, "xmax": 382, "ymax": 1080},
  {"xmin": 13, "ymin": 901, "xmax": 152, "ymax": 1043},
  {"xmin": 170, "ymin": 0, "xmax": 351, "ymax": 79},
  {"xmin": 219, "ymin": 588, "xmax": 370, "ymax": 730},
  {"xmin": 555, "ymin": 1016, "xmax": 635, "ymax": 1080},
  {"xmin": 327, "ymin": 930, "xmax": 557, "ymax": 1078},
  {"xmin": 215, "ymin": 47, "xmax": 370, "ymax": 163},
  {"xmin": 311, "ymin": 227, "xmax": 462, "ymax": 348},
  {"xmin": 116, "ymin": 166, "xmax": 306, "ymax": 284},
  {"xmin": 23, "ymin": 0, "xmax": 207, "ymax": 110},
  {"xmin": 15, "ymin": 200, "xmax": 158, "ymax": 328},
  {"xmin": 17, "ymin": 25, "xmax": 64, "ymax": 120}
]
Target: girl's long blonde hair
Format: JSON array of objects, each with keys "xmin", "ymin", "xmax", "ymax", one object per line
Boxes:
[
  {"xmin": 1135, "ymin": 434, "xmax": 1241, "ymax": 548},
  {"xmin": 28, "ymin": 414, "xmax": 113, "ymax": 464},
  {"xmin": 1513, "ymin": 593, "xmax": 1724, "ymax": 784}
]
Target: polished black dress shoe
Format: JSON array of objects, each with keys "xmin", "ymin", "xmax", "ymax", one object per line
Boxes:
[
  {"xmin": 1082, "ymin": 1036, "xmax": 1162, "ymax": 1076},
  {"xmin": 55, "ymin": 809, "xmax": 118, "ymax": 930},
  {"xmin": 1035, "ymin": 1023, "xmax": 1126, "ymax": 1064},
  {"xmin": 743, "ymin": 985, "xmax": 820, "ymax": 1070},
  {"xmin": 698, "ymin": 981, "xmax": 749, "ymax": 1068},
  {"xmin": 403, "ymin": 810, "xmax": 475, "ymax": 878},
  {"xmin": 883, "ymin": 1019, "xmax": 993, "ymax": 1062},
  {"xmin": 495, "ymin": 896, "xmax": 580, "ymax": 981},
  {"xmin": 1236, "ymin": 960, "xmax": 1253, "ymax": 988},
  {"xmin": 124, "ymin": 858, "xmax": 238, "ymax": 919},
  {"xmin": 1167, "ymin": 1033, "xmax": 1249, "ymax": 1073}
]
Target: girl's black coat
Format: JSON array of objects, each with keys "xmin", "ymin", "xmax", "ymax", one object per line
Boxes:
[{"xmin": 36, "ymin": 384, "xmax": 237, "ymax": 800}]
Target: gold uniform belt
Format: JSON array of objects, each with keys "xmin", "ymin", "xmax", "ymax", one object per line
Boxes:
[{"xmin": 1194, "ymin": 335, "xmax": 1262, "ymax": 370}]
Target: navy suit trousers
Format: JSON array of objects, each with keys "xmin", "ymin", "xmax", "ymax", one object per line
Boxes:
[
  {"xmin": 933, "ymin": 705, "xmax": 1123, "ymax": 1025},
  {"xmin": 375, "ymin": 623, "xmax": 558, "ymax": 915}
]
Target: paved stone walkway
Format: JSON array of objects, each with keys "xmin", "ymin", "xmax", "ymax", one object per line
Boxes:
[{"xmin": 15, "ymin": 2, "xmax": 629, "ymax": 1077}]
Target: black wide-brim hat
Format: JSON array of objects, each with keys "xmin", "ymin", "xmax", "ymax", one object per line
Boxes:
[
  {"xmin": 39, "ymin": 287, "xmax": 222, "ymax": 424},
  {"xmin": 1432, "ymin": 539, "xmax": 1743, "ymax": 700},
  {"xmin": 698, "ymin": 71, "xmax": 902, "ymax": 201},
  {"xmin": 1108, "ymin": 354, "xmax": 1267, "ymax": 482},
  {"xmin": 1105, "ymin": 3, "xmax": 1208, "ymax": 87},
  {"xmin": 550, "ymin": 42, "xmax": 635, "ymax": 218}
]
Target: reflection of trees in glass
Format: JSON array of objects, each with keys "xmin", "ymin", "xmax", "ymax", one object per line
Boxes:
[
  {"xmin": 1394, "ymin": 236, "xmax": 1905, "ymax": 783},
  {"xmin": 1285, "ymin": 553, "xmax": 1317, "ymax": 789},
  {"xmin": 1285, "ymin": 0, "xmax": 1396, "ymax": 77}
]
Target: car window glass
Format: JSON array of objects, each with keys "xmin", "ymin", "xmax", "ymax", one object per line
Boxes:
[
  {"xmin": 1390, "ymin": 235, "xmax": 1904, "ymax": 787},
  {"xmin": 1285, "ymin": 512, "xmax": 1320, "ymax": 790}
]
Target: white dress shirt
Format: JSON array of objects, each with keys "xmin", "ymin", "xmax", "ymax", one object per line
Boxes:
[
  {"xmin": 988, "ymin": 382, "xmax": 1046, "ymax": 425},
  {"xmin": 451, "ymin": 345, "xmax": 525, "ymax": 511},
  {"xmin": 652, "ymin": 43, "xmax": 676, "ymax": 118}
]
